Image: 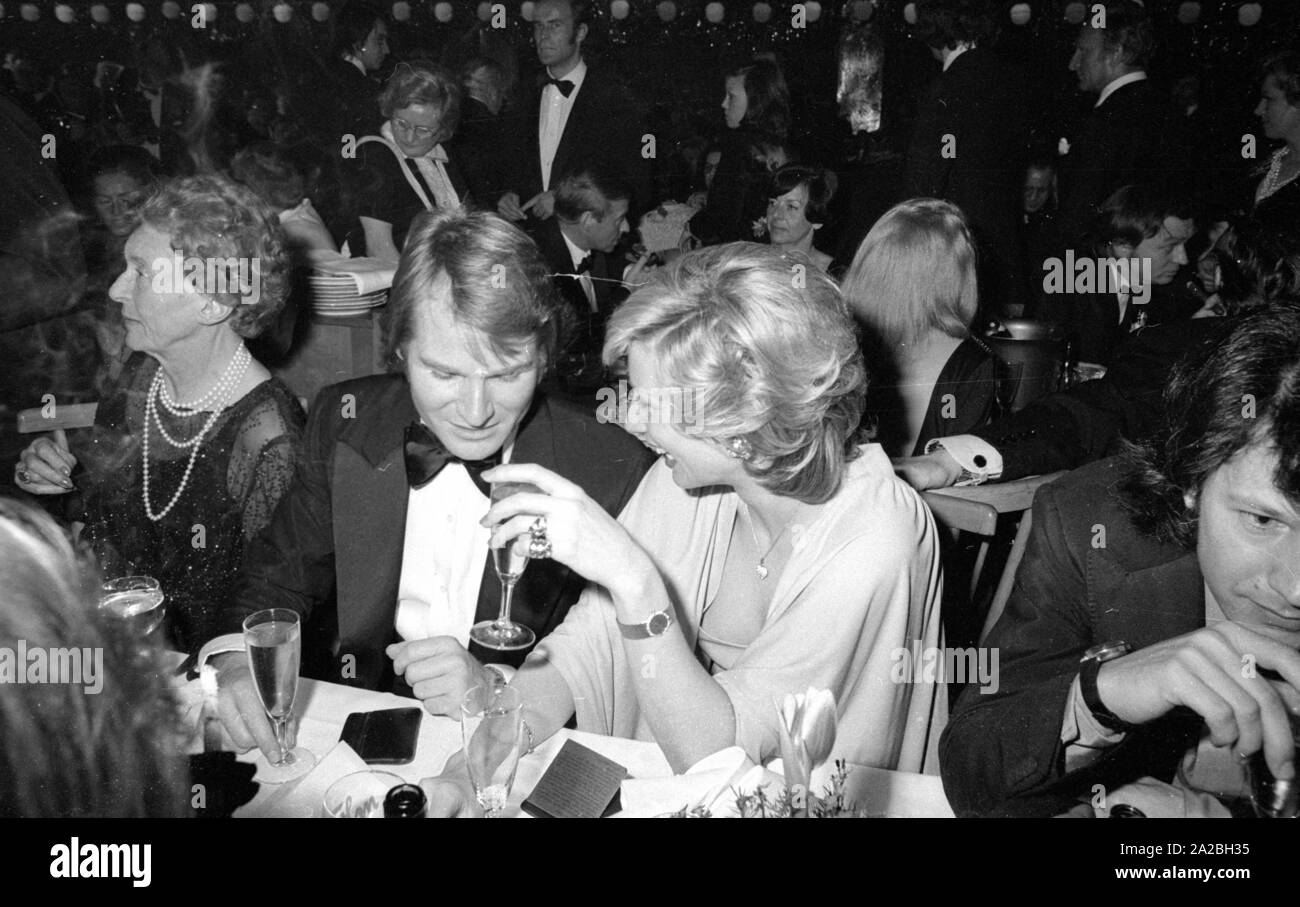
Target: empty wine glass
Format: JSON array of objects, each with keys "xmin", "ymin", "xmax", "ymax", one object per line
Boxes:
[
  {"xmin": 243, "ymin": 608, "xmax": 316, "ymax": 783},
  {"xmin": 461, "ymin": 684, "xmax": 524, "ymax": 818},
  {"xmin": 470, "ymin": 481, "xmax": 543, "ymax": 651}
]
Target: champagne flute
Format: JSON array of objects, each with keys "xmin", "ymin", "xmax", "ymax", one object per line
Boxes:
[
  {"xmin": 461, "ymin": 684, "xmax": 524, "ymax": 818},
  {"xmin": 243, "ymin": 608, "xmax": 316, "ymax": 783},
  {"xmin": 98, "ymin": 575, "xmax": 166, "ymax": 650},
  {"xmin": 470, "ymin": 481, "xmax": 543, "ymax": 651}
]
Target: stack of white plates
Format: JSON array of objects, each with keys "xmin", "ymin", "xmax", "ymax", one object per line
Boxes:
[{"xmin": 307, "ymin": 272, "xmax": 387, "ymax": 317}]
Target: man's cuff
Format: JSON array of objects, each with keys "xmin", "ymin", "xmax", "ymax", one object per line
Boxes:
[
  {"xmin": 925, "ymin": 435, "xmax": 1003, "ymax": 486},
  {"xmin": 1062, "ymin": 674, "xmax": 1127, "ymax": 773},
  {"xmin": 196, "ymin": 634, "xmax": 246, "ymax": 672}
]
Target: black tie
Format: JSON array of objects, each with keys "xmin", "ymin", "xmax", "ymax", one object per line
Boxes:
[
  {"xmin": 544, "ymin": 76, "xmax": 575, "ymax": 98},
  {"xmin": 404, "ymin": 422, "xmax": 500, "ymax": 496},
  {"xmin": 574, "ymin": 255, "xmax": 592, "ymax": 274}
]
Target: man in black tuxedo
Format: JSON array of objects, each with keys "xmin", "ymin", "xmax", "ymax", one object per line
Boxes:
[
  {"xmin": 450, "ymin": 58, "xmax": 510, "ymax": 203},
  {"xmin": 1037, "ymin": 184, "xmax": 1195, "ymax": 369},
  {"xmin": 939, "ymin": 306, "xmax": 1300, "ymax": 817},
  {"xmin": 530, "ymin": 161, "xmax": 635, "ymax": 394},
  {"xmin": 324, "ymin": 1, "xmax": 389, "ymax": 142},
  {"xmin": 1055, "ymin": 2, "xmax": 1183, "ymax": 247},
  {"xmin": 496, "ymin": 0, "xmax": 648, "ymax": 225},
  {"xmin": 904, "ymin": 0, "xmax": 1030, "ymax": 315},
  {"xmin": 202, "ymin": 209, "xmax": 654, "ymax": 759}
]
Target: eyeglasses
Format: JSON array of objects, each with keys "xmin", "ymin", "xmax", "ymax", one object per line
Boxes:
[{"xmin": 391, "ymin": 116, "xmax": 438, "ymax": 140}]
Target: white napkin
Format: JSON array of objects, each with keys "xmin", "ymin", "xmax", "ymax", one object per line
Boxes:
[
  {"xmin": 310, "ymin": 256, "xmax": 397, "ymax": 294},
  {"xmin": 618, "ymin": 746, "xmax": 773, "ymax": 817},
  {"xmin": 236, "ymin": 741, "xmax": 368, "ymax": 819}
]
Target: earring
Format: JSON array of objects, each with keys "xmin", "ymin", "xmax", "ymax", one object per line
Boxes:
[{"xmin": 725, "ymin": 437, "xmax": 753, "ymax": 460}]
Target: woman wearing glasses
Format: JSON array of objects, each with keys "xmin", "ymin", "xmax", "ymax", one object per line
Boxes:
[{"xmin": 348, "ymin": 61, "xmax": 469, "ymax": 261}]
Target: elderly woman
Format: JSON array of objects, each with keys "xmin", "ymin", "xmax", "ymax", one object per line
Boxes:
[
  {"xmin": 764, "ymin": 163, "xmax": 837, "ymax": 273},
  {"xmin": 482, "ymin": 244, "xmax": 945, "ymax": 774},
  {"xmin": 1253, "ymin": 51, "xmax": 1300, "ymax": 216},
  {"xmin": 348, "ymin": 61, "xmax": 468, "ymax": 261},
  {"xmin": 843, "ymin": 198, "xmax": 1004, "ymax": 458},
  {"xmin": 13, "ymin": 175, "xmax": 304, "ymax": 652}
]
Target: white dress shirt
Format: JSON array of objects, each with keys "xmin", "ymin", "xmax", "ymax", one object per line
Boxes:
[
  {"xmin": 538, "ymin": 58, "xmax": 588, "ymax": 191},
  {"xmin": 561, "ymin": 229, "xmax": 597, "ymax": 311},
  {"xmin": 1095, "ymin": 70, "xmax": 1147, "ymax": 108},
  {"xmin": 393, "ymin": 442, "xmax": 513, "ymax": 646}
]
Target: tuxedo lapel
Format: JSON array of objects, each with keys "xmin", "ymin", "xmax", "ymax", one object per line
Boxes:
[{"xmin": 550, "ymin": 75, "xmax": 596, "ymax": 191}]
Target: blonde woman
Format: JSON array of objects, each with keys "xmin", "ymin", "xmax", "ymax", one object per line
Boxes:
[
  {"xmin": 481, "ymin": 244, "xmax": 945, "ymax": 774},
  {"xmin": 842, "ymin": 198, "xmax": 1004, "ymax": 458}
]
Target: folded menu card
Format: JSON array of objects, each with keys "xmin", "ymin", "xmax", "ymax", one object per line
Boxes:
[{"xmin": 522, "ymin": 740, "xmax": 628, "ymax": 818}]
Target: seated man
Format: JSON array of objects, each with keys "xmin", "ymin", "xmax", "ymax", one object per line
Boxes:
[
  {"xmin": 530, "ymin": 160, "xmax": 638, "ymax": 392},
  {"xmin": 1036, "ymin": 183, "xmax": 1195, "ymax": 370},
  {"xmin": 940, "ymin": 303, "xmax": 1300, "ymax": 816},
  {"xmin": 201, "ymin": 208, "xmax": 654, "ymax": 759}
]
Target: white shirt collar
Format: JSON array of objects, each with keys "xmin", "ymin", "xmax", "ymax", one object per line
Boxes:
[
  {"xmin": 1096, "ymin": 70, "xmax": 1147, "ymax": 108},
  {"xmin": 942, "ymin": 44, "xmax": 973, "ymax": 72},
  {"xmin": 343, "ymin": 54, "xmax": 367, "ymax": 76},
  {"xmin": 560, "ymin": 228, "xmax": 590, "ymax": 270},
  {"xmin": 547, "ymin": 57, "xmax": 587, "ymax": 95}
]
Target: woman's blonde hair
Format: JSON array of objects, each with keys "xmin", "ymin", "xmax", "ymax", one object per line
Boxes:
[
  {"xmin": 842, "ymin": 198, "xmax": 978, "ymax": 348},
  {"xmin": 603, "ymin": 243, "xmax": 866, "ymax": 504}
]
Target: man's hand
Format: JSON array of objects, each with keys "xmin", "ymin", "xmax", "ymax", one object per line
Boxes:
[
  {"xmin": 212, "ymin": 651, "xmax": 281, "ymax": 761},
  {"xmin": 526, "ymin": 191, "xmax": 555, "ymax": 220},
  {"xmin": 622, "ymin": 249, "xmax": 658, "ymax": 287},
  {"xmin": 387, "ymin": 637, "xmax": 495, "ymax": 717},
  {"xmin": 892, "ymin": 448, "xmax": 964, "ymax": 491},
  {"xmin": 497, "ymin": 191, "xmax": 526, "ymax": 221},
  {"xmin": 1094, "ymin": 622, "xmax": 1300, "ymax": 780}
]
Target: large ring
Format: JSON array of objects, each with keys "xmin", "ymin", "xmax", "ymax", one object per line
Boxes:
[
  {"xmin": 14, "ymin": 464, "xmax": 30, "ymax": 485},
  {"xmin": 528, "ymin": 534, "xmax": 553, "ymax": 559},
  {"xmin": 530, "ymin": 516, "xmax": 548, "ymax": 536}
]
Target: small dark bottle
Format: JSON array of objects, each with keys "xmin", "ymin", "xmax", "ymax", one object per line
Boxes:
[
  {"xmin": 383, "ymin": 784, "xmax": 427, "ymax": 818},
  {"xmin": 1109, "ymin": 803, "xmax": 1147, "ymax": 818}
]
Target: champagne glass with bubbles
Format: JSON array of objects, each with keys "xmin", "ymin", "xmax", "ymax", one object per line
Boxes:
[
  {"xmin": 470, "ymin": 481, "xmax": 543, "ymax": 651},
  {"xmin": 243, "ymin": 608, "xmax": 316, "ymax": 782},
  {"xmin": 461, "ymin": 684, "xmax": 525, "ymax": 818}
]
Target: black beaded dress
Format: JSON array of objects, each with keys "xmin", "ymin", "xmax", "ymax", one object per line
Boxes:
[{"xmin": 69, "ymin": 352, "xmax": 304, "ymax": 652}]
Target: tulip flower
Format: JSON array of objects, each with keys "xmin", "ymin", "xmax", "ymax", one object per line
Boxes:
[{"xmin": 775, "ymin": 687, "xmax": 837, "ymax": 816}]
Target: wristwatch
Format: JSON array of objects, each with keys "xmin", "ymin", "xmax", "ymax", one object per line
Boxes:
[
  {"xmin": 617, "ymin": 608, "xmax": 674, "ymax": 640},
  {"xmin": 1079, "ymin": 641, "xmax": 1134, "ymax": 733}
]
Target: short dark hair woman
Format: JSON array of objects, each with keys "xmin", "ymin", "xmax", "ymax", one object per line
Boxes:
[{"xmin": 346, "ymin": 61, "xmax": 469, "ymax": 261}]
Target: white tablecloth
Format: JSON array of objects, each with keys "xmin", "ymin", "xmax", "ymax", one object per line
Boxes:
[{"xmin": 181, "ymin": 676, "xmax": 951, "ymax": 818}]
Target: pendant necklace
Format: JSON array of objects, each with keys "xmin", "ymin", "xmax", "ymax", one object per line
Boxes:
[{"xmin": 741, "ymin": 503, "xmax": 794, "ymax": 581}]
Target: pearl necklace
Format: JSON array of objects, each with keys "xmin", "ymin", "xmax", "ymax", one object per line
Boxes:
[
  {"xmin": 1262, "ymin": 147, "xmax": 1296, "ymax": 200},
  {"xmin": 141, "ymin": 345, "xmax": 252, "ymax": 521}
]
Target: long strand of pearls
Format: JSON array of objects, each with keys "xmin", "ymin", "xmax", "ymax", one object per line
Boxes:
[{"xmin": 142, "ymin": 345, "xmax": 252, "ymax": 522}]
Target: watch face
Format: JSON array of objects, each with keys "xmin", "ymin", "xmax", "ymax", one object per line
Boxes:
[{"xmin": 647, "ymin": 611, "xmax": 671, "ymax": 636}]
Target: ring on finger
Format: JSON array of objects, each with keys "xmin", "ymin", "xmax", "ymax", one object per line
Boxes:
[
  {"xmin": 14, "ymin": 464, "xmax": 31, "ymax": 485},
  {"xmin": 530, "ymin": 515, "xmax": 547, "ymax": 537},
  {"xmin": 528, "ymin": 535, "xmax": 553, "ymax": 559}
]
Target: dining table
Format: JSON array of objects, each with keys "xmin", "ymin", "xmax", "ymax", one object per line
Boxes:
[{"xmin": 178, "ymin": 673, "xmax": 955, "ymax": 819}]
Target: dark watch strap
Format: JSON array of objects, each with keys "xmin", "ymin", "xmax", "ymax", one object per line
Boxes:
[{"xmin": 1078, "ymin": 656, "xmax": 1134, "ymax": 734}]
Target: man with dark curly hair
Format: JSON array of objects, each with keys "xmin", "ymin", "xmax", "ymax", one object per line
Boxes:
[{"xmin": 941, "ymin": 303, "xmax": 1300, "ymax": 817}]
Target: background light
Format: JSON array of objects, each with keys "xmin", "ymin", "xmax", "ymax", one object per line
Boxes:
[
  {"xmin": 705, "ymin": 2, "xmax": 724, "ymax": 23},
  {"xmin": 1009, "ymin": 3, "xmax": 1031, "ymax": 26}
]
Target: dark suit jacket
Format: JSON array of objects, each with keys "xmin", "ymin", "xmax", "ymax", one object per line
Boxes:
[
  {"xmin": 940, "ymin": 457, "xmax": 1206, "ymax": 817},
  {"xmin": 1056, "ymin": 79, "xmax": 1183, "ymax": 246},
  {"xmin": 501, "ymin": 59, "xmax": 650, "ymax": 216},
  {"xmin": 327, "ymin": 58, "xmax": 384, "ymax": 142},
  {"xmin": 223, "ymin": 375, "xmax": 655, "ymax": 690},
  {"xmin": 450, "ymin": 96, "xmax": 511, "ymax": 203},
  {"xmin": 903, "ymin": 48, "xmax": 1029, "ymax": 310},
  {"xmin": 972, "ymin": 317, "xmax": 1227, "ymax": 481},
  {"xmin": 1037, "ymin": 281, "xmax": 1192, "ymax": 368}
]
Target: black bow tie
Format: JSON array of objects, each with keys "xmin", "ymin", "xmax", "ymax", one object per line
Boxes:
[
  {"xmin": 544, "ymin": 76, "xmax": 575, "ymax": 98},
  {"xmin": 404, "ymin": 422, "xmax": 500, "ymax": 496},
  {"xmin": 574, "ymin": 255, "xmax": 592, "ymax": 274}
]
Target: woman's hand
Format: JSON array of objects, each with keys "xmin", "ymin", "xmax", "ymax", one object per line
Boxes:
[
  {"xmin": 14, "ymin": 429, "xmax": 76, "ymax": 494},
  {"xmin": 479, "ymin": 463, "xmax": 654, "ymax": 599}
]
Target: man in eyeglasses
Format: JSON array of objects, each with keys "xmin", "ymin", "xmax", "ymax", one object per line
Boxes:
[{"xmin": 495, "ymin": 0, "xmax": 649, "ymax": 225}]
